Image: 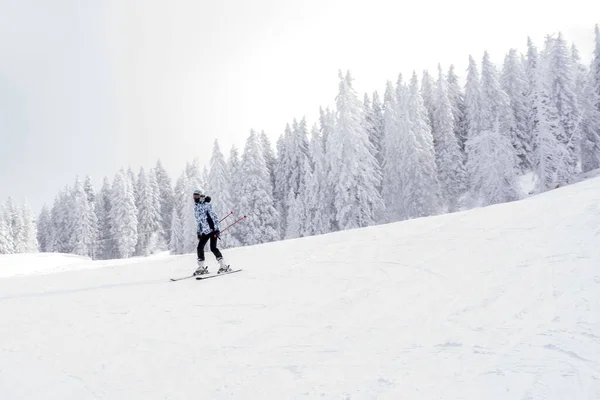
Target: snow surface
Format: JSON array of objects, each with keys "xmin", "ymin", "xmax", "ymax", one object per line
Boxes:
[{"xmin": 1, "ymin": 176, "xmax": 600, "ymax": 399}]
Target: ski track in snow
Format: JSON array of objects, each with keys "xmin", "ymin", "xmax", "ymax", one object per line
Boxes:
[{"xmin": 1, "ymin": 177, "xmax": 600, "ymax": 399}]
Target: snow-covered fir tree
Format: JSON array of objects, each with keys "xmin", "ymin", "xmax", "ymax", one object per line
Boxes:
[
  {"xmin": 208, "ymin": 140, "xmax": 236, "ymax": 247},
  {"xmin": 50, "ymin": 189, "xmax": 70, "ymax": 253},
  {"xmin": 501, "ymin": 48, "xmax": 532, "ymax": 171},
  {"xmin": 95, "ymin": 177, "xmax": 113, "ymax": 259},
  {"xmin": 525, "ymin": 37, "xmax": 541, "ymax": 165},
  {"xmin": 283, "ymin": 118, "xmax": 312, "ymax": 239},
  {"xmin": 432, "ymin": 66, "xmax": 467, "ymax": 211},
  {"xmin": 382, "ymin": 79, "xmax": 404, "ymax": 221},
  {"xmin": 83, "ymin": 176, "xmax": 99, "ymax": 257},
  {"xmin": 466, "ymin": 52, "xmax": 520, "ymax": 206},
  {"xmin": 4, "ymin": 198, "xmax": 26, "ymax": 253},
  {"xmin": 328, "ymin": 70, "xmax": 384, "ymax": 229},
  {"xmin": 169, "ymin": 206, "xmax": 184, "ymax": 254},
  {"xmin": 421, "ymin": 70, "xmax": 436, "ymax": 131},
  {"xmin": 225, "ymin": 146, "xmax": 243, "ymax": 247},
  {"xmin": 154, "ymin": 159, "xmax": 174, "ymax": 245},
  {"xmin": 530, "ymin": 40, "xmax": 563, "ymax": 192},
  {"xmin": 69, "ymin": 177, "xmax": 97, "ymax": 257},
  {"xmin": 136, "ymin": 167, "xmax": 164, "ymax": 256},
  {"xmin": 594, "ymin": 25, "xmax": 600, "ymax": 113},
  {"xmin": 464, "ymin": 55, "xmax": 483, "ymax": 155},
  {"xmin": 544, "ymin": 33, "xmax": 581, "ymax": 184},
  {"xmin": 109, "ymin": 169, "xmax": 138, "ymax": 258},
  {"xmin": 306, "ymin": 123, "xmax": 330, "ymax": 235},
  {"xmin": 447, "ymin": 65, "xmax": 468, "ymax": 152},
  {"xmin": 364, "ymin": 92, "xmax": 385, "ymax": 188},
  {"xmin": 0, "ymin": 206, "xmax": 15, "ymax": 254},
  {"xmin": 20, "ymin": 201, "xmax": 38, "ymax": 253},
  {"xmin": 236, "ymin": 130, "xmax": 280, "ymax": 245},
  {"xmin": 407, "ymin": 71, "xmax": 443, "ymax": 217},
  {"xmin": 259, "ymin": 131, "xmax": 277, "ymax": 196},
  {"xmin": 274, "ymin": 124, "xmax": 292, "ymax": 236},
  {"xmin": 572, "ymin": 43, "xmax": 600, "ymax": 172},
  {"xmin": 36, "ymin": 205, "xmax": 52, "ymax": 252}
]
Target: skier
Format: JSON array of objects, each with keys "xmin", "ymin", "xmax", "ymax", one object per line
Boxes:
[{"xmin": 192, "ymin": 189, "xmax": 230, "ymax": 275}]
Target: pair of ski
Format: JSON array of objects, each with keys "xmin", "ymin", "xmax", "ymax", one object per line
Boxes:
[{"xmin": 170, "ymin": 268, "xmax": 242, "ymax": 282}]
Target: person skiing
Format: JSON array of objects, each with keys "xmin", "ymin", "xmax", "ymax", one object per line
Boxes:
[{"xmin": 192, "ymin": 189, "xmax": 230, "ymax": 275}]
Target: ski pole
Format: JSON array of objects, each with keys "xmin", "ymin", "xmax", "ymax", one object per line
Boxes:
[
  {"xmin": 219, "ymin": 211, "xmax": 233, "ymax": 223},
  {"xmin": 216, "ymin": 215, "xmax": 247, "ymax": 239}
]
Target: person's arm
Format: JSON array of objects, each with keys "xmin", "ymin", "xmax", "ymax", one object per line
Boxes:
[{"xmin": 207, "ymin": 204, "xmax": 220, "ymax": 232}]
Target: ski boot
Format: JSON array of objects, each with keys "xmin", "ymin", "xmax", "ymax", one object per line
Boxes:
[
  {"xmin": 217, "ymin": 257, "xmax": 231, "ymax": 274},
  {"xmin": 194, "ymin": 259, "xmax": 209, "ymax": 276}
]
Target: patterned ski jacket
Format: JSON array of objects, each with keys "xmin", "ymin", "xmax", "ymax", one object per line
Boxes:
[{"xmin": 194, "ymin": 202, "xmax": 220, "ymax": 235}]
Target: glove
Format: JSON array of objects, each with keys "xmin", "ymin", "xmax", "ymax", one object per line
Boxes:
[
  {"xmin": 213, "ymin": 230, "xmax": 220, "ymax": 238},
  {"xmin": 205, "ymin": 196, "xmax": 211, "ymax": 203},
  {"xmin": 197, "ymin": 233, "xmax": 201, "ymax": 239}
]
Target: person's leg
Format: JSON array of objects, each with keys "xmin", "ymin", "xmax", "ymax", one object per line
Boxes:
[
  {"xmin": 210, "ymin": 235, "xmax": 229, "ymax": 272},
  {"xmin": 197, "ymin": 234, "xmax": 210, "ymax": 260},
  {"xmin": 195, "ymin": 234, "xmax": 210, "ymax": 274},
  {"xmin": 209, "ymin": 234, "xmax": 222, "ymax": 259}
]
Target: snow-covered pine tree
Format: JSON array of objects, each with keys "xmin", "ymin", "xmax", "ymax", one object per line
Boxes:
[
  {"xmin": 572, "ymin": 44, "xmax": 600, "ymax": 172},
  {"xmin": 5, "ymin": 198, "xmax": 26, "ymax": 253},
  {"xmin": 320, "ymin": 106, "xmax": 335, "ymax": 154},
  {"xmin": 259, "ymin": 132, "xmax": 281, "ymax": 237},
  {"xmin": 169, "ymin": 173, "xmax": 187, "ymax": 254},
  {"xmin": 466, "ymin": 52, "xmax": 520, "ymax": 206},
  {"xmin": 432, "ymin": 66, "xmax": 467, "ymax": 211},
  {"xmin": 382, "ymin": 79, "xmax": 403, "ymax": 221},
  {"xmin": 0, "ymin": 207, "xmax": 14, "ymax": 254},
  {"xmin": 127, "ymin": 166, "xmax": 138, "ymax": 200},
  {"xmin": 148, "ymin": 167, "xmax": 166, "ymax": 252},
  {"xmin": 530, "ymin": 41, "xmax": 563, "ymax": 192},
  {"xmin": 391, "ymin": 74, "xmax": 415, "ymax": 221},
  {"xmin": 407, "ymin": 71, "xmax": 443, "ymax": 217},
  {"xmin": 226, "ymin": 146, "xmax": 243, "ymax": 247},
  {"xmin": 545, "ymin": 33, "xmax": 581, "ymax": 184},
  {"xmin": 208, "ymin": 140, "xmax": 236, "ymax": 247},
  {"xmin": 306, "ymin": 123, "xmax": 330, "ymax": 235},
  {"xmin": 50, "ymin": 190, "xmax": 70, "ymax": 253},
  {"xmin": 319, "ymin": 106, "xmax": 336, "ymax": 230},
  {"xmin": 259, "ymin": 131, "xmax": 277, "ymax": 195},
  {"xmin": 68, "ymin": 177, "xmax": 96, "ymax": 257},
  {"xmin": 447, "ymin": 65, "xmax": 468, "ymax": 153},
  {"xmin": 274, "ymin": 124, "xmax": 292, "ymax": 237},
  {"xmin": 594, "ymin": 24, "xmax": 600, "ymax": 113},
  {"xmin": 525, "ymin": 37, "xmax": 540, "ymax": 165},
  {"xmin": 177, "ymin": 172, "xmax": 197, "ymax": 254},
  {"xmin": 283, "ymin": 117, "xmax": 311, "ymax": 239},
  {"xmin": 421, "ymin": 70, "xmax": 436, "ymax": 131},
  {"xmin": 136, "ymin": 167, "xmax": 163, "ymax": 256},
  {"xmin": 36, "ymin": 205, "xmax": 52, "ymax": 252},
  {"xmin": 501, "ymin": 48, "xmax": 532, "ymax": 171},
  {"xmin": 154, "ymin": 159, "xmax": 174, "ymax": 245},
  {"xmin": 95, "ymin": 177, "xmax": 113, "ymax": 259},
  {"xmin": 236, "ymin": 130, "xmax": 280, "ymax": 245},
  {"xmin": 83, "ymin": 176, "xmax": 99, "ymax": 258},
  {"xmin": 169, "ymin": 206, "xmax": 184, "ymax": 254},
  {"xmin": 364, "ymin": 91, "xmax": 385, "ymax": 189},
  {"xmin": 110, "ymin": 169, "xmax": 138, "ymax": 258},
  {"xmin": 464, "ymin": 55, "xmax": 483, "ymax": 156},
  {"xmin": 328, "ymin": 70, "xmax": 384, "ymax": 229},
  {"xmin": 21, "ymin": 201, "xmax": 38, "ymax": 253}
]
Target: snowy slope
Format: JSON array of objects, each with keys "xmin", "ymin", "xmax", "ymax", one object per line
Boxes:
[{"xmin": 1, "ymin": 176, "xmax": 600, "ymax": 399}]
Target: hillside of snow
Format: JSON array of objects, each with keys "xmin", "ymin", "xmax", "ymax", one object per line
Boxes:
[{"xmin": 1, "ymin": 175, "xmax": 600, "ymax": 399}]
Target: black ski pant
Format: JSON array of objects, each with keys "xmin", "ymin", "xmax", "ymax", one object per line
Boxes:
[{"xmin": 197, "ymin": 233, "xmax": 222, "ymax": 261}]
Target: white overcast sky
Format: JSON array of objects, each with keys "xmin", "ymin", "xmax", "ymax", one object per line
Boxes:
[{"xmin": 0, "ymin": 0, "xmax": 598, "ymax": 212}]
